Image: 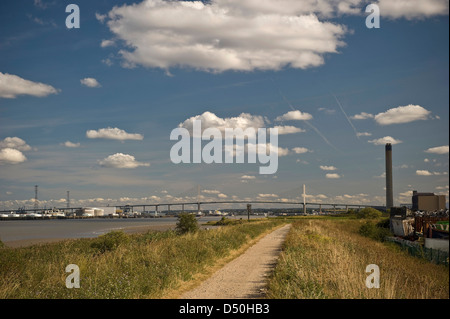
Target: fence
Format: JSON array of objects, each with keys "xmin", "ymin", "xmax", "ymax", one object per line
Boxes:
[{"xmin": 386, "ymin": 237, "xmax": 449, "ymax": 267}]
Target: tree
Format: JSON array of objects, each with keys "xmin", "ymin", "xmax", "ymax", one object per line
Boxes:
[
  {"xmin": 176, "ymin": 213, "xmax": 199, "ymax": 234},
  {"xmin": 356, "ymin": 207, "xmax": 382, "ymax": 219}
]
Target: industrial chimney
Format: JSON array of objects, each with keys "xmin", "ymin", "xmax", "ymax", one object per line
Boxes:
[{"xmin": 385, "ymin": 143, "xmax": 393, "ymax": 210}]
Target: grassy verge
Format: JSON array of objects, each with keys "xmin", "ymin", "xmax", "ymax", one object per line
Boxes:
[
  {"xmin": 0, "ymin": 219, "xmax": 284, "ymax": 299},
  {"xmin": 266, "ymin": 219, "xmax": 449, "ymax": 299}
]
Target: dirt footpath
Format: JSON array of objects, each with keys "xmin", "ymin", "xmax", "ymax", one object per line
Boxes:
[{"xmin": 180, "ymin": 224, "xmax": 291, "ymax": 299}]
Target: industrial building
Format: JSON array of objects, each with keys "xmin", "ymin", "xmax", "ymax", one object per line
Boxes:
[{"xmin": 412, "ymin": 191, "xmax": 446, "ymax": 211}]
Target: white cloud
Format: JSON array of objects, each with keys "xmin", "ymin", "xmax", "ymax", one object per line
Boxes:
[
  {"xmin": 326, "ymin": 173, "xmax": 341, "ymax": 179},
  {"xmin": 356, "ymin": 132, "xmax": 372, "ymax": 137},
  {"xmin": 258, "ymin": 193, "xmax": 278, "ymax": 198},
  {"xmin": 179, "ymin": 111, "xmax": 267, "ymax": 137},
  {"xmin": 0, "ymin": 148, "xmax": 27, "ymax": 164},
  {"xmin": 202, "ymin": 189, "xmax": 220, "ymax": 194},
  {"xmin": 425, "ymin": 145, "xmax": 449, "ymax": 155},
  {"xmin": 374, "ymin": 104, "xmax": 431, "ymax": 125},
  {"xmin": 275, "ymin": 110, "xmax": 313, "ymax": 121},
  {"xmin": 80, "ymin": 77, "xmax": 101, "ymax": 88},
  {"xmin": 100, "ymin": 39, "xmax": 115, "ymax": 48},
  {"xmin": 218, "ymin": 193, "xmax": 228, "ymax": 198},
  {"xmin": 351, "ymin": 112, "xmax": 374, "ymax": 120},
  {"xmin": 415, "ymin": 170, "xmax": 447, "ymax": 176},
  {"xmin": 103, "ymin": 0, "xmax": 348, "ymax": 72},
  {"xmin": 98, "ymin": 153, "xmax": 150, "ymax": 168},
  {"xmin": 0, "ymin": 137, "xmax": 31, "ymax": 151},
  {"xmin": 241, "ymin": 175, "xmax": 256, "ymax": 180},
  {"xmin": 63, "ymin": 141, "xmax": 80, "ymax": 148},
  {"xmin": 273, "ymin": 146, "xmax": 290, "ymax": 157},
  {"xmin": 292, "ymin": 147, "xmax": 310, "ymax": 154},
  {"xmin": 86, "ymin": 127, "xmax": 144, "ymax": 141},
  {"xmin": 378, "ymin": 0, "xmax": 449, "ymax": 20},
  {"xmin": 272, "ymin": 125, "xmax": 305, "ymax": 135},
  {"xmin": 320, "ymin": 165, "xmax": 337, "ymax": 171},
  {"xmin": 416, "ymin": 170, "xmax": 432, "ymax": 176},
  {"xmin": 0, "ymin": 72, "xmax": 59, "ymax": 98},
  {"xmin": 368, "ymin": 136, "xmax": 402, "ymax": 145}
]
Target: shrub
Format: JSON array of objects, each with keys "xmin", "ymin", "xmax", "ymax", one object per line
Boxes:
[
  {"xmin": 0, "ymin": 239, "xmax": 4, "ymax": 249},
  {"xmin": 359, "ymin": 221, "xmax": 391, "ymax": 242},
  {"xmin": 175, "ymin": 213, "xmax": 199, "ymax": 234},
  {"xmin": 356, "ymin": 207, "xmax": 382, "ymax": 219},
  {"xmin": 91, "ymin": 231, "xmax": 130, "ymax": 253}
]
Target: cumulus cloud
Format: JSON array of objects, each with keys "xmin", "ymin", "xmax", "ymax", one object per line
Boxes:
[
  {"xmin": 80, "ymin": 77, "xmax": 101, "ymax": 88},
  {"xmin": 275, "ymin": 110, "xmax": 313, "ymax": 121},
  {"xmin": 351, "ymin": 112, "xmax": 374, "ymax": 120},
  {"xmin": 292, "ymin": 147, "xmax": 310, "ymax": 154},
  {"xmin": 374, "ymin": 104, "xmax": 431, "ymax": 125},
  {"xmin": 378, "ymin": 0, "xmax": 449, "ymax": 20},
  {"xmin": 425, "ymin": 145, "xmax": 449, "ymax": 155},
  {"xmin": 326, "ymin": 173, "xmax": 341, "ymax": 179},
  {"xmin": 86, "ymin": 127, "xmax": 144, "ymax": 141},
  {"xmin": 258, "ymin": 193, "xmax": 278, "ymax": 198},
  {"xmin": 416, "ymin": 170, "xmax": 447, "ymax": 176},
  {"xmin": 202, "ymin": 189, "xmax": 220, "ymax": 194},
  {"xmin": 102, "ymin": 0, "xmax": 349, "ymax": 72},
  {"xmin": 320, "ymin": 165, "xmax": 337, "ymax": 171},
  {"xmin": 0, "ymin": 137, "xmax": 31, "ymax": 151},
  {"xmin": 63, "ymin": 141, "xmax": 80, "ymax": 148},
  {"xmin": 0, "ymin": 148, "xmax": 27, "ymax": 164},
  {"xmin": 98, "ymin": 153, "xmax": 150, "ymax": 168},
  {"xmin": 100, "ymin": 39, "xmax": 115, "ymax": 48},
  {"xmin": 241, "ymin": 175, "xmax": 256, "ymax": 180},
  {"xmin": 272, "ymin": 125, "xmax": 305, "ymax": 135},
  {"xmin": 356, "ymin": 132, "xmax": 372, "ymax": 137},
  {"xmin": 179, "ymin": 111, "xmax": 267, "ymax": 137},
  {"xmin": 368, "ymin": 136, "xmax": 402, "ymax": 145},
  {"xmin": 0, "ymin": 72, "xmax": 59, "ymax": 98}
]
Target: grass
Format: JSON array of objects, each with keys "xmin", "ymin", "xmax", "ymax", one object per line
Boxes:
[
  {"xmin": 266, "ymin": 218, "xmax": 449, "ymax": 299},
  {"xmin": 0, "ymin": 218, "xmax": 284, "ymax": 299}
]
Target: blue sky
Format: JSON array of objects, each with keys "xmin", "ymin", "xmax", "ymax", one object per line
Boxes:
[{"xmin": 0, "ymin": 0, "xmax": 448, "ymax": 210}]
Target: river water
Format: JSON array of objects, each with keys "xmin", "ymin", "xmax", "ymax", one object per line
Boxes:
[{"xmin": 0, "ymin": 216, "xmax": 235, "ymax": 246}]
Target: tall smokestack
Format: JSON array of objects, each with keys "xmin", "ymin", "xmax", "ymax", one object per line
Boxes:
[{"xmin": 385, "ymin": 143, "xmax": 393, "ymax": 210}]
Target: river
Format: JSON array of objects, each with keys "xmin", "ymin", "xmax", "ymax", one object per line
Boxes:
[{"xmin": 0, "ymin": 216, "xmax": 244, "ymax": 247}]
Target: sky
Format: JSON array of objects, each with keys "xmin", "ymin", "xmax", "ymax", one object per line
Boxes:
[{"xmin": 0, "ymin": 0, "xmax": 448, "ymax": 210}]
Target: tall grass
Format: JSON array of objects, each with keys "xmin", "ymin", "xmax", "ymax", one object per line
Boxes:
[
  {"xmin": 0, "ymin": 219, "xmax": 284, "ymax": 299},
  {"xmin": 266, "ymin": 219, "xmax": 449, "ymax": 299}
]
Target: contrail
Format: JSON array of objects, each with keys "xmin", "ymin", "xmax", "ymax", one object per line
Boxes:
[
  {"xmin": 270, "ymin": 77, "xmax": 338, "ymax": 150},
  {"xmin": 332, "ymin": 93, "xmax": 359, "ymax": 139}
]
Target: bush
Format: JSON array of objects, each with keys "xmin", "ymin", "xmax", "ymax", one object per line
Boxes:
[
  {"xmin": 91, "ymin": 231, "xmax": 130, "ymax": 253},
  {"xmin": 356, "ymin": 207, "xmax": 382, "ymax": 219},
  {"xmin": 214, "ymin": 216, "xmax": 244, "ymax": 226},
  {"xmin": 359, "ymin": 221, "xmax": 392, "ymax": 242},
  {"xmin": 0, "ymin": 239, "xmax": 5, "ymax": 248},
  {"xmin": 176, "ymin": 213, "xmax": 199, "ymax": 234}
]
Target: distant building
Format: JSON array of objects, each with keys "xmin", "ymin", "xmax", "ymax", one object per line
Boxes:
[{"xmin": 412, "ymin": 191, "xmax": 446, "ymax": 211}]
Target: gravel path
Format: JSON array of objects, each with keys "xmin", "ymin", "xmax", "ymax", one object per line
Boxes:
[{"xmin": 180, "ymin": 224, "xmax": 291, "ymax": 299}]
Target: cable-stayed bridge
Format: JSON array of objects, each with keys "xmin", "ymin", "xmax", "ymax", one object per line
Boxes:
[{"xmin": 0, "ymin": 184, "xmax": 383, "ymax": 214}]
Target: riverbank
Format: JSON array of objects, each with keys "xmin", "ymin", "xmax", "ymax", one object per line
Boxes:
[
  {"xmin": 0, "ymin": 219, "xmax": 285, "ymax": 298},
  {"xmin": 0, "ymin": 216, "xmax": 230, "ymax": 248}
]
